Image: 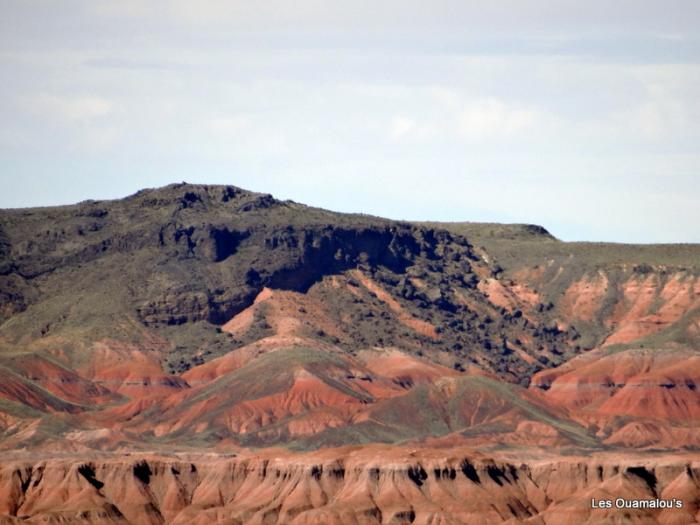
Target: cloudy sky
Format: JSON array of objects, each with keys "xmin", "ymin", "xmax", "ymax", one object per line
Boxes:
[{"xmin": 1, "ymin": 1, "xmax": 699, "ymax": 242}]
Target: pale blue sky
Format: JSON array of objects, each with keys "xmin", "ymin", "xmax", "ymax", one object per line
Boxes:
[{"xmin": 1, "ymin": 1, "xmax": 699, "ymax": 242}]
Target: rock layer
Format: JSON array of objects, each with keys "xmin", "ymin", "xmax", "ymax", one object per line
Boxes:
[{"xmin": 1, "ymin": 449, "xmax": 699, "ymax": 525}]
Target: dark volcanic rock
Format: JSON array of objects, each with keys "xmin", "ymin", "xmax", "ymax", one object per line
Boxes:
[{"xmin": 0, "ymin": 183, "xmax": 574, "ymax": 381}]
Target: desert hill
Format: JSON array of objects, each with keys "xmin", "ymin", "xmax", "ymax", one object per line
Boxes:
[{"xmin": 0, "ymin": 183, "xmax": 698, "ymax": 523}]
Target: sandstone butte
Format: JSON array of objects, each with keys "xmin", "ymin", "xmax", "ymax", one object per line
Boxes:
[{"xmin": 0, "ymin": 183, "xmax": 698, "ymax": 524}]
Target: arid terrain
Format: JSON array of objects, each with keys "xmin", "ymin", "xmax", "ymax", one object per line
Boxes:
[{"xmin": 0, "ymin": 183, "xmax": 698, "ymax": 524}]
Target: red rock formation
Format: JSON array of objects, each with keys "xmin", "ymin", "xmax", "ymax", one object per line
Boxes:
[{"xmin": 1, "ymin": 449, "xmax": 698, "ymax": 524}]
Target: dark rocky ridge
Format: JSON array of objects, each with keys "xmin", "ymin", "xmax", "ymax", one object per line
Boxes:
[{"xmin": 0, "ymin": 183, "xmax": 577, "ymax": 382}]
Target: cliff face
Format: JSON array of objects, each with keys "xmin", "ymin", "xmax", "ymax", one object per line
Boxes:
[{"xmin": 1, "ymin": 449, "xmax": 698, "ymax": 525}]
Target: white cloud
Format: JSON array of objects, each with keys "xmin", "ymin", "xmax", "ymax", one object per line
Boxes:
[
  {"xmin": 457, "ymin": 98, "xmax": 539, "ymax": 139},
  {"xmin": 88, "ymin": 1, "xmax": 156, "ymax": 18},
  {"xmin": 207, "ymin": 116, "xmax": 250, "ymax": 136},
  {"xmin": 387, "ymin": 93, "xmax": 542, "ymax": 143},
  {"xmin": 25, "ymin": 94, "xmax": 114, "ymax": 122},
  {"xmin": 389, "ymin": 116, "xmax": 437, "ymax": 141}
]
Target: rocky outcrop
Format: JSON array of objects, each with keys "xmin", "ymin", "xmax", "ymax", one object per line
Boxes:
[
  {"xmin": 0, "ymin": 450, "xmax": 698, "ymax": 524},
  {"xmin": 0, "ymin": 183, "xmax": 576, "ymax": 381}
]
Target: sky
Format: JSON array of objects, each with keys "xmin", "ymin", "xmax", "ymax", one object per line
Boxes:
[{"xmin": 1, "ymin": 1, "xmax": 699, "ymax": 243}]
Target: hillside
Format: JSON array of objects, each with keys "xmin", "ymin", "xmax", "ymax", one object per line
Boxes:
[
  {"xmin": 0, "ymin": 183, "xmax": 698, "ymax": 523},
  {"xmin": 0, "ymin": 184, "xmax": 587, "ymax": 382}
]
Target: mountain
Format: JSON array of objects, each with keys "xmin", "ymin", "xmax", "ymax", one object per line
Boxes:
[{"xmin": 0, "ymin": 183, "xmax": 698, "ymax": 524}]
